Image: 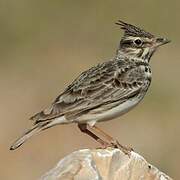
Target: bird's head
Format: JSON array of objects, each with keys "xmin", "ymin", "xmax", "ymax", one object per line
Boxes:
[{"xmin": 116, "ymin": 20, "xmax": 170, "ymax": 62}]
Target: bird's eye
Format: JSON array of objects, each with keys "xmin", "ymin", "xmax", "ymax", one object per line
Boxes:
[{"xmin": 134, "ymin": 39, "xmax": 142, "ymax": 46}]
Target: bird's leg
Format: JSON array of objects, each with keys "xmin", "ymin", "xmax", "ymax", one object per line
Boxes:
[
  {"xmin": 90, "ymin": 125, "xmax": 133, "ymax": 156},
  {"xmin": 78, "ymin": 123, "xmax": 109, "ymax": 148},
  {"xmin": 91, "ymin": 125, "xmax": 115, "ymax": 142}
]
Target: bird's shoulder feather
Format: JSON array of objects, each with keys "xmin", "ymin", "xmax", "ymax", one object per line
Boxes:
[{"xmin": 30, "ymin": 58, "xmax": 150, "ymax": 123}]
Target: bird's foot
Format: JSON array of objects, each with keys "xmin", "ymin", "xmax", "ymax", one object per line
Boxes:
[
  {"xmin": 96, "ymin": 139, "xmax": 110, "ymax": 149},
  {"xmin": 110, "ymin": 140, "xmax": 133, "ymax": 157}
]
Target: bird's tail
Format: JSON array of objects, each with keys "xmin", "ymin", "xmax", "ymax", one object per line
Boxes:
[{"xmin": 10, "ymin": 121, "xmax": 51, "ymax": 150}]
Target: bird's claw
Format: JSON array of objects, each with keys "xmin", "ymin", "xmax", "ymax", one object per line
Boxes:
[{"xmin": 110, "ymin": 139, "xmax": 133, "ymax": 157}]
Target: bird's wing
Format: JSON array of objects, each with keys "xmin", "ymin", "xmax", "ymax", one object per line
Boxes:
[{"xmin": 30, "ymin": 59, "xmax": 149, "ymax": 123}]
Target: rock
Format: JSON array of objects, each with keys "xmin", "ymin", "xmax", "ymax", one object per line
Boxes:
[{"xmin": 41, "ymin": 148, "xmax": 173, "ymax": 180}]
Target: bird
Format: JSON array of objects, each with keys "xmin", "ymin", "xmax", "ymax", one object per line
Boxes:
[{"xmin": 10, "ymin": 20, "xmax": 170, "ymax": 154}]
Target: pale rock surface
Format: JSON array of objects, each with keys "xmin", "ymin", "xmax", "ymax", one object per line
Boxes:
[{"xmin": 41, "ymin": 148, "xmax": 173, "ymax": 180}]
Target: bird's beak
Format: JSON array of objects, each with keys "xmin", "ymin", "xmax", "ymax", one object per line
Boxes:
[{"xmin": 155, "ymin": 37, "xmax": 171, "ymax": 47}]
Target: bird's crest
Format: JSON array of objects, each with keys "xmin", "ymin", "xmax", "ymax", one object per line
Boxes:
[{"xmin": 115, "ymin": 20, "xmax": 154, "ymax": 38}]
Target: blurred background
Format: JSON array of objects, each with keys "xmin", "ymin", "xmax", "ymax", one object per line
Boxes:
[{"xmin": 1, "ymin": 0, "xmax": 179, "ymax": 179}]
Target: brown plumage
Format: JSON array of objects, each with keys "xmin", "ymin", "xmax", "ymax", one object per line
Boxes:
[{"xmin": 10, "ymin": 20, "xmax": 170, "ymax": 151}]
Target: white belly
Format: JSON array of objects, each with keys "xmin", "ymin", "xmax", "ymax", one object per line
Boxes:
[{"xmin": 76, "ymin": 96, "xmax": 143, "ymax": 126}]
